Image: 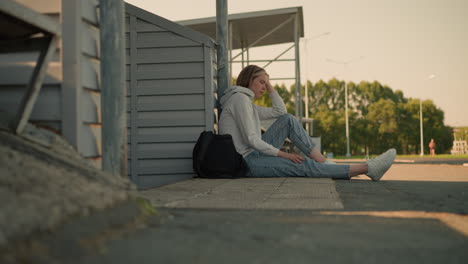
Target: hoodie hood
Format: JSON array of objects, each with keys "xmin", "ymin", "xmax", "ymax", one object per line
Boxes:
[{"xmin": 220, "ymin": 86, "xmax": 254, "ymax": 108}]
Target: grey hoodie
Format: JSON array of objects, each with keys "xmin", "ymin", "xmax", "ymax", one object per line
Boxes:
[{"xmin": 219, "ymin": 86, "xmax": 287, "ymax": 157}]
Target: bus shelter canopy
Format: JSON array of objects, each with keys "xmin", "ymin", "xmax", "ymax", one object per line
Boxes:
[{"xmin": 177, "ymin": 6, "xmax": 304, "ymax": 50}]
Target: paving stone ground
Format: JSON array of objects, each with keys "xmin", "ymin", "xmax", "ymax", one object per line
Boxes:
[{"xmin": 140, "ymin": 177, "xmax": 344, "ymax": 210}]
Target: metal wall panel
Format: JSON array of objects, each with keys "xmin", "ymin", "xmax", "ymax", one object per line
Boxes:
[
  {"xmin": 136, "ymin": 62, "xmax": 205, "ymax": 79},
  {"xmin": 135, "ymin": 111, "xmax": 205, "ymax": 127},
  {"xmin": 133, "ymin": 126, "xmax": 204, "ymax": 143},
  {"xmin": 62, "ymin": 0, "xmax": 102, "ymax": 166},
  {"xmin": 136, "ymin": 79, "xmax": 205, "ymax": 95},
  {"xmin": 80, "ymin": 56, "xmax": 100, "ymax": 90},
  {"xmin": 81, "ymin": 0, "xmax": 99, "ymax": 26},
  {"xmin": 136, "ymin": 94, "xmax": 204, "ymax": 111},
  {"xmin": 128, "ymin": 14, "xmax": 138, "ymax": 185},
  {"xmin": 138, "ymin": 159, "xmax": 193, "ymax": 175},
  {"xmin": 79, "ymin": 123, "xmax": 101, "ymax": 158},
  {"xmin": 80, "ymin": 90, "xmax": 100, "ymax": 123},
  {"xmin": 135, "ymin": 46, "xmax": 204, "ymax": 64},
  {"xmin": 135, "ymin": 19, "xmax": 165, "ymax": 32},
  {"xmin": 137, "ymin": 142, "xmax": 195, "ymax": 159},
  {"xmin": 0, "ymin": 85, "xmax": 61, "ymax": 121},
  {"xmin": 0, "ymin": 64, "xmax": 62, "ymax": 85},
  {"xmin": 125, "ymin": 3, "xmax": 216, "ymax": 189},
  {"xmin": 81, "ymin": 22, "xmax": 100, "ymax": 58},
  {"xmin": 133, "ymin": 32, "xmax": 200, "ymax": 48},
  {"xmin": 0, "ymin": 0, "xmax": 61, "ymax": 132},
  {"xmin": 80, "ymin": 0, "xmax": 101, "ymax": 161}
]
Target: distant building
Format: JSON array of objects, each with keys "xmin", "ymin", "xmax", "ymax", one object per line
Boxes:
[{"xmin": 451, "ymin": 140, "xmax": 468, "ymax": 155}]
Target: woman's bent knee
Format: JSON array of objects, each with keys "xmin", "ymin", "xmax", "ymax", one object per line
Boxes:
[{"xmin": 278, "ymin": 113, "xmax": 296, "ymax": 123}]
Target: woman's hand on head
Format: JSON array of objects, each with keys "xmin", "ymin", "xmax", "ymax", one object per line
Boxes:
[
  {"xmin": 266, "ymin": 78, "xmax": 275, "ymax": 93},
  {"xmin": 278, "ymin": 151, "xmax": 305, "ymax": 164}
]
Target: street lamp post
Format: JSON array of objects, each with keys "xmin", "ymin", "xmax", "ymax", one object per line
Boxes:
[
  {"xmin": 420, "ymin": 99, "xmax": 424, "ymax": 156},
  {"xmin": 326, "ymin": 56, "xmax": 365, "ymax": 158},
  {"xmin": 345, "ymin": 82, "xmax": 350, "ymax": 157},
  {"xmin": 420, "ymin": 74, "xmax": 436, "ymax": 156}
]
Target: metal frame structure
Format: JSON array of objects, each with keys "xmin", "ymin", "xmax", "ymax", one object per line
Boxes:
[
  {"xmin": 0, "ymin": 0, "xmax": 60, "ymax": 134},
  {"xmin": 178, "ymin": 7, "xmax": 304, "ymax": 118},
  {"xmin": 216, "ymin": 0, "xmax": 229, "ymax": 108}
]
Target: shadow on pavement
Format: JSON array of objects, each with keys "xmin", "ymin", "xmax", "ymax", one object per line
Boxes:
[
  {"xmin": 74, "ymin": 208, "xmax": 468, "ymax": 264},
  {"xmin": 335, "ymin": 180, "xmax": 468, "ymax": 214}
]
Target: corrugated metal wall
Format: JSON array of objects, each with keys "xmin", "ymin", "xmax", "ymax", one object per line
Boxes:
[
  {"xmin": 125, "ymin": 4, "xmax": 217, "ymax": 189},
  {"xmin": 0, "ymin": 0, "xmax": 102, "ymax": 167}
]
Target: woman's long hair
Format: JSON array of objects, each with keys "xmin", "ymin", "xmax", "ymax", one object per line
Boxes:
[{"xmin": 236, "ymin": 65, "xmax": 268, "ymax": 88}]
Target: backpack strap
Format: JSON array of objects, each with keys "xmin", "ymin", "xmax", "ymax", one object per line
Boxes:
[{"xmin": 192, "ymin": 131, "xmax": 214, "ymax": 178}]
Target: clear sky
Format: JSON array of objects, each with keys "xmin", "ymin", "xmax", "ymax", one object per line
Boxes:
[{"xmin": 127, "ymin": 0, "xmax": 468, "ymax": 127}]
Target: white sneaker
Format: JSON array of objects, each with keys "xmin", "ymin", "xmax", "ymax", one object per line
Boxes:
[
  {"xmin": 366, "ymin": 149, "xmax": 396, "ymax": 181},
  {"xmin": 324, "ymin": 160, "xmax": 336, "ymax": 164}
]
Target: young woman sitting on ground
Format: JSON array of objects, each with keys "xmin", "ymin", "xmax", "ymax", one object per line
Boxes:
[{"xmin": 218, "ymin": 65, "xmax": 396, "ymax": 181}]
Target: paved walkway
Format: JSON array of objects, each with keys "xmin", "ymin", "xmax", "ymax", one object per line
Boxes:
[
  {"xmin": 140, "ymin": 177, "xmax": 344, "ymax": 210},
  {"xmin": 138, "ymin": 164, "xmax": 468, "ymax": 213}
]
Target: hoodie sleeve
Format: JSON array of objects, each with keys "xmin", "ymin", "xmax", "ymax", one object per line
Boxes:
[
  {"xmin": 231, "ymin": 94, "xmax": 280, "ymax": 156},
  {"xmin": 254, "ymin": 91, "xmax": 287, "ymax": 120}
]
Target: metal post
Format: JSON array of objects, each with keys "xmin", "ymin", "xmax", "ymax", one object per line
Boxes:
[
  {"xmin": 62, "ymin": 0, "xmax": 81, "ymax": 150},
  {"xmin": 100, "ymin": 0, "xmax": 127, "ymax": 176},
  {"xmin": 241, "ymin": 47, "xmax": 245, "ymax": 69},
  {"xmin": 217, "ymin": 0, "xmax": 229, "ymax": 105},
  {"xmin": 229, "ymin": 21, "xmax": 233, "ymax": 81},
  {"xmin": 305, "ymin": 81, "xmax": 309, "ymax": 134},
  {"xmin": 420, "ymin": 99, "xmax": 424, "ymax": 156},
  {"xmin": 14, "ymin": 35, "xmax": 58, "ymax": 134},
  {"xmin": 294, "ymin": 13, "xmax": 301, "ymax": 119},
  {"xmin": 304, "ymin": 39, "xmax": 309, "ymax": 134},
  {"xmin": 345, "ymin": 82, "xmax": 351, "ymax": 157},
  {"xmin": 326, "ymin": 55, "xmax": 365, "ymax": 158}
]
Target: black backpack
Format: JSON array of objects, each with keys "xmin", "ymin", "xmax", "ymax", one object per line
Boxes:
[{"xmin": 192, "ymin": 131, "xmax": 249, "ymax": 178}]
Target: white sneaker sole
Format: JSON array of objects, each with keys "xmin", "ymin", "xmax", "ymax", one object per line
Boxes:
[{"xmin": 367, "ymin": 149, "xmax": 396, "ymax": 181}]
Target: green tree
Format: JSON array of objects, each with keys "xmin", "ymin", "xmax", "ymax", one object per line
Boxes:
[
  {"xmin": 366, "ymin": 99, "xmax": 398, "ymax": 153},
  {"xmin": 313, "ymin": 105, "xmax": 346, "ymax": 155},
  {"xmin": 394, "ymin": 101, "xmax": 417, "ymax": 154}
]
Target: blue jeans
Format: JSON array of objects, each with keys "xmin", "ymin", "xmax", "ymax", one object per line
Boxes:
[{"xmin": 244, "ymin": 114, "xmax": 350, "ymax": 179}]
